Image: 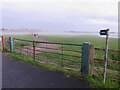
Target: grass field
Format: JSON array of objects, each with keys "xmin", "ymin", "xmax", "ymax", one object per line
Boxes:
[
  {"xmin": 3, "ymin": 34, "xmax": 118, "ymax": 49},
  {"xmin": 40, "ymin": 35, "xmax": 118, "ymax": 50},
  {"xmin": 3, "ymin": 34, "xmax": 34, "ymax": 40},
  {"xmin": 3, "ymin": 34, "xmax": 119, "ymax": 88}
]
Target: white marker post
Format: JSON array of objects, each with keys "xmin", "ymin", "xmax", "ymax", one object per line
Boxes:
[{"xmin": 99, "ymin": 29, "xmax": 109, "ymax": 83}]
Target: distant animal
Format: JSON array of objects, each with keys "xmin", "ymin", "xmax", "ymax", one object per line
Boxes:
[{"xmin": 33, "ymin": 33, "xmax": 39, "ymax": 37}]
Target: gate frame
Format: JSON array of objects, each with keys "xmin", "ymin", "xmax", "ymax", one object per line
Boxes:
[{"xmin": 6, "ymin": 37, "xmax": 95, "ymax": 77}]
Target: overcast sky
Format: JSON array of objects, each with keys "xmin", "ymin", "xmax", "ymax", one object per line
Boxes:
[{"xmin": 1, "ymin": 0, "xmax": 119, "ymax": 32}]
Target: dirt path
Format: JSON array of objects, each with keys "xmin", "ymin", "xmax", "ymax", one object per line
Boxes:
[
  {"xmin": 32, "ymin": 35, "xmax": 48, "ymax": 42},
  {"xmin": 15, "ymin": 36, "xmax": 59, "ymax": 55},
  {"xmin": 15, "ymin": 43, "xmax": 60, "ymax": 55}
]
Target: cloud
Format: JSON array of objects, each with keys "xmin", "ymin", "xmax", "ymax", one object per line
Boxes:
[
  {"xmin": 85, "ymin": 18, "xmax": 118, "ymax": 26},
  {"xmin": 2, "ymin": 0, "xmax": 119, "ymax": 3},
  {"xmin": 2, "ymin": 0, "xmax": 118, "ymax": 17},
  {"xmin": 2, "ymin": 0, "xmax": 118, "ymax": 31}
]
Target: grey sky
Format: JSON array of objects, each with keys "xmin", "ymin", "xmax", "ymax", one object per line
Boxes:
[{"xmin": 1, "ymin": 0, "xmax": 118, "ymax": 32}]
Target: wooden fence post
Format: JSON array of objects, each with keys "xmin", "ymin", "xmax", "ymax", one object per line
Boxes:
[
  {"xmin": 89, "ymin": 45, "xmax": 94, "ymax": 76},
  {"xmin": 33, "ymin": 41, "xmax": 35, "ymax": 61}
]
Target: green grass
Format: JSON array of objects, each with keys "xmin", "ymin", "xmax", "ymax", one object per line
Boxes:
[
  {"xmin": 14, "ymin": 40, "xmax": 33, "ymax": 48},
  {"xmin": 3, "ymin": 35, "xmax": 34, "ymax": 48},
  {"xmin": 40, "ymin": 35, "xmax": 118, "ymax": 49},
  {"xmin": 87, "ymin": 68, "xmax": 119, "ymax": 88},
  {"xmin": 2, "ymin": 34, "xmax": 118, "ymax": 50},
  {"xmin": 3, "ymin": 34, "xmax": 34, "ymax": 40},
  {"xmin": 36, "ymin": 51, "xmax": 81, "ymax": 70},
  {"xmin": 94, "ymin": 60, "xmax": 119, "ymax": 71},
  {"xmin": 39, "ymin": 35, "xmax": 119, "ymax": 68}
]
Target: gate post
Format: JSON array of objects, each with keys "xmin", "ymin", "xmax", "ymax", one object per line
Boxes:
[
  {"xmin": 81, "ymin": 42, "xmax": 90, "ymax": 76},
  {"xmin": 10, "ymin": 37, "xmax": 14, "ymax": 52},
  {"xmin": 2, "ymin": 36, "xmax": 6, "ymax": 51},
  {"xmin": 81, "ymin": 42, "xmax": 94, "ymax": 76},
  {"xmin": 33, "ymin": 41, "xmax": 36, "ymax": 61},
  {"xmin": 5, "ymin": 37, "xmax": 9, "ymax": 52},
  {"xmin": 89, "ymin": 45, "xmax": 94, "ymax": 76}
]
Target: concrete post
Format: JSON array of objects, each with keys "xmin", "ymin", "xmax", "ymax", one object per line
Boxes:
[
  {"xmin": 10, "ymin": 37, "xmax": 14, "ymax": 52},
  {"xmin": 81, "ymin": 42, "xmax": 90, "ymax": 76},
  {"xmin": 81, "ymin": 43, "xmax": 94, "ymax": 76}
]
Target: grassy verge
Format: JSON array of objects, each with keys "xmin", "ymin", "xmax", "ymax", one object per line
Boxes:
[{"xmin": 87, "ymin": 68, "xmax": 119, "ymax": 88}]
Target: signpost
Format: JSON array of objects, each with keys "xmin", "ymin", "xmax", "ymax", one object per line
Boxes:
[{"xmin": 99, "ymin": 28, "xmax": 109, "ymax": 83}]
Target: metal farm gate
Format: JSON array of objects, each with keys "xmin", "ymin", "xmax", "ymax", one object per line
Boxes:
[{"xmin": 13, "ymin": 38, "xmax": 83, "ymax": 71}]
